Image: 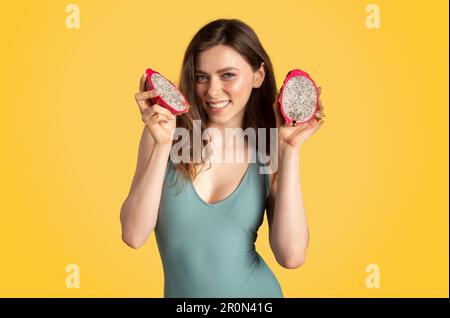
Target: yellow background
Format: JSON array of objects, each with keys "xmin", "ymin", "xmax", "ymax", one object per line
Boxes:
[{"xmin": 0, "ymin": 0, "xmax": 448, "ymax": 297}]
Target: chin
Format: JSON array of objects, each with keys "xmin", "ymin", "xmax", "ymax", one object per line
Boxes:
[{"xmin": 208, "ymin": 115, "xmax": 231, "ymax": 125}]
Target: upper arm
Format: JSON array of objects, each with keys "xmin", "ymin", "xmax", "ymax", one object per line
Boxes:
[{"xmin": 129, "ymin": 127, "xmax": 155, "ymax": 192}]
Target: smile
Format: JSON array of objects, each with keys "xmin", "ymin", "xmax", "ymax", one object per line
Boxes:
[{"xmin": 207, "ymin": 100, "xmax": 230, "ymax": 108}]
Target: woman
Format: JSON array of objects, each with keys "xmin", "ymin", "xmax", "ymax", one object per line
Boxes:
[{"xmin": 120, "ymin": 19, "xmax": 325, "ymax": 298}]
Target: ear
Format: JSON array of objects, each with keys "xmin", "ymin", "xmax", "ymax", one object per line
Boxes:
[{"xmin": 253, "ymin": 62, "xmax": 266, "ymax": 88}]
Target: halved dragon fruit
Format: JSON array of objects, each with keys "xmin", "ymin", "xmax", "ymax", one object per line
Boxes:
[
  {"xmin": 145, "ymin": 68, "xmax": 190, "ymax": 115},
  {"xmin": 278, "ymin": 69, "xmax": 319, "ymax": 126}
]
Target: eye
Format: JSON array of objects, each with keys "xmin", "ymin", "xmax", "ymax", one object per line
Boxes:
[
  {"xmin": 195, "ymin": 74, "xmax": 208, "ymax": 82},
  {"xmin": 222, "ymin": 72, "xmax": 235, "ymax": 80}
]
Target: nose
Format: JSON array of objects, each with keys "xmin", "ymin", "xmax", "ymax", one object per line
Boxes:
[{"xmin": 206, "ymin": 76, "xmax": 223, "ymax": 99}]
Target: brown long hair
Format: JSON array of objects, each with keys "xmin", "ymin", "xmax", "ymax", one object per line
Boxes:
[{"xmin": 171, "ymin": 18, "xmax": 277, "ymax": 187}]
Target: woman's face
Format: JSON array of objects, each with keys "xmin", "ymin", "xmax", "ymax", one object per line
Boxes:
[{"xmin": 194, "ymin": 44, "xmax": 265, "ymax": 127}]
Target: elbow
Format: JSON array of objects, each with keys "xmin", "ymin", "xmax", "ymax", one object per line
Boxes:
[
  {"xmin": 275, "ymin": 246, "xmax": 307, "ymax": 269},
  {"xmin": 120, "ymin": 206, "xmax": 152, "ymax": 249},
  {"xmin": 121, "ymin": 233, "xmax": 146, "ymax": 249},
  {"xmin": 279, "ymin": 256, "xmax": 305, "ymax": 269},
  {"xmin": 120, "ymin": 222, "xmax": 154, "ymax": 249},
  {"xmin": 271, "ymin": 238, "xmax": 308, "ymax": 269}
]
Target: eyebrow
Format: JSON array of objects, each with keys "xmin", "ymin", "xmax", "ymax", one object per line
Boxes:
[{"xmin": 195, "ymin": 67, "xmax": 239, "ymax": 74}]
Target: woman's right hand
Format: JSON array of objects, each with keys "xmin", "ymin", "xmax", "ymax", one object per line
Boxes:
[{"xmin": 134, "ymin": 73, "xmax": 177, "ymax": 145}]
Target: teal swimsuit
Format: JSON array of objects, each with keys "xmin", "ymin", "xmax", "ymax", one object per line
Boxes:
[{"xmin": 155, "ymin": 156, "xmax": 283, "ymax": 298}]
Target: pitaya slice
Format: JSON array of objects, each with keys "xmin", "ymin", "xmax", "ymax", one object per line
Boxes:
[
  {"xmin": 278, "ymin": 69, "xmax": 319, "ymax": 126},
  {"xmin": 145, "ymin": 68, "xmax": 190, "ymax": 115}
]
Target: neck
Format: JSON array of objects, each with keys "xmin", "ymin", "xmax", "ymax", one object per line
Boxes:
[{"xmin": 204, "ymin": 113, "xmax": 249, "ymax": 163}]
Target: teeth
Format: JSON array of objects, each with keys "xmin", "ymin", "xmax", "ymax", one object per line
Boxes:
[{"xmin": 208, "ymin": 101, "xmax": 230, "ymax": 108}]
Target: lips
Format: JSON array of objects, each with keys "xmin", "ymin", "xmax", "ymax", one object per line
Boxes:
[{"xmin": 207, "ymin": 100, "xmax": 230, "ymax": 108}]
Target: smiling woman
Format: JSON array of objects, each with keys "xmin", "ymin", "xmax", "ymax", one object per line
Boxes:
[
  {"xmin": 120, "ymin": 18, "xmax": 325, "ymax": 298},
  {"xmin": 155, "ymin": 19, "xmax": 283, "ymax": 298},
  {"xmin": 193, "ymin": 45, "xmax": 265, "ymax": 121},
  {"xmin": 174, "ymin": 20, "xmax": 278, "ymax": 181}
]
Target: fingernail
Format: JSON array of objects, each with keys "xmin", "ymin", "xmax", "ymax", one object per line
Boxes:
[{"xmin": 153, "ymin": 89, "xmax": 159, "ymax": 95}]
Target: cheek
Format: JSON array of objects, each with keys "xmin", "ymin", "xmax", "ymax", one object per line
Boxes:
[
  {"xmin": 226, "ymin": 77, "xmax": 253, "ymax": 99},
  {"xmin": 195, "ymin": 85, "xmax": 205, "ymax": 97}
]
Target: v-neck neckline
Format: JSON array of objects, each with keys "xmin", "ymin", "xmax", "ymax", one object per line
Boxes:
[{"xmin": 189, "ymin": 162, "xmax": 253, "ymax": 207}]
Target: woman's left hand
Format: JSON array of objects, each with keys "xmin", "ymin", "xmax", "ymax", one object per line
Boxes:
[{"xmin": 273, "ymin": 86, "xmax": 326, "ymax": 153}]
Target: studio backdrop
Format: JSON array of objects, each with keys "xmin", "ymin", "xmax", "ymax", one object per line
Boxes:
[{"xmin": 0, "ymin": 0, "xmax": 448, "ymax": 297}]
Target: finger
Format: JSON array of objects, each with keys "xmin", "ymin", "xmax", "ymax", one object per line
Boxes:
[
  {"xmin": 318, "ymin": 100, "xmax": 324, "ymax": 111},
  {"xmin": 135, "ymin": 90, "xmax": 159, "ymax": 112},
  {"xmin": 142, "ymin": 106, "xmax": 172, "ymax": 123},
  {"xmin": 285, "ymin": 122, "xmax": 311, "ymax": 144},
  {"xmin": 317, "ymin": 86, "xmax": 322, "ymax": 96},
  {"xmin": 152, "ymin": 104, "xmax": 176, "ymax": 120},
  {"xmin": 306, "ymin": 117, "xmax": 322, "ymax": 130},
  {"xmin": 135, "ymin": 98, "xmax": 148, "ymax": 114},
  {"xmin": 135, "ymin": 90, "xmax": 159, "ymax": 101},
  {"xmin": 315, "ymin": 111, "xmax": 326, "ymax": 118},
  {"xmin": 139, "ymin": 73, "xmax": 148, "ymax": 92},
  {"xmin": 291, "ymin": 119, "xmax": 324, "ymax": 144},
  {"xmin": 141, "ymin": 107, "xmax": 155, "ymax": 123},
  {"xmin": 143, "ymin": 112, "xmax": 165, "ymax": 125},
  {"xmin": 314, "ymin": 117, "xmax": 325, "ymax": 128},
  {"xmin": 151, "ymin": 113, "xmax": 169, "ymax": 124},
  {"xmin": 293, "ymin": 122, "xmax": 313, "ymax": 134},
  {"xmin": 314, "ymin": 117, "xmax": 325, "ymax": 127}
]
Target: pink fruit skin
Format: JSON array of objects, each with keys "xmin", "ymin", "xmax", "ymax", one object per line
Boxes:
[
  {"xmin": 278, "ymin": 69, "xmax": 319, "ymax": 126},
  {"xmin": 145, "ymin": 68, "xmax": 190, "ymax": 115}
]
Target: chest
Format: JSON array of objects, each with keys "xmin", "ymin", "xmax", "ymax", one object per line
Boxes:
[
  {"xmin": 156, "ymin": 158, "xmax": 268, "ymax": 237},
  {"xmin": 192, "ymin": 162, "xmax": 250, "ymax": 205}
]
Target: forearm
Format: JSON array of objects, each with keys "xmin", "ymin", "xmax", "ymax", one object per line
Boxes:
[
  {"xmin": 120, "ymin": 143, "xmax": 171, "ymax": 248},
  {"xmin": 270, "ymin": 148, "xmax": 309, "ymax": 266}
]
